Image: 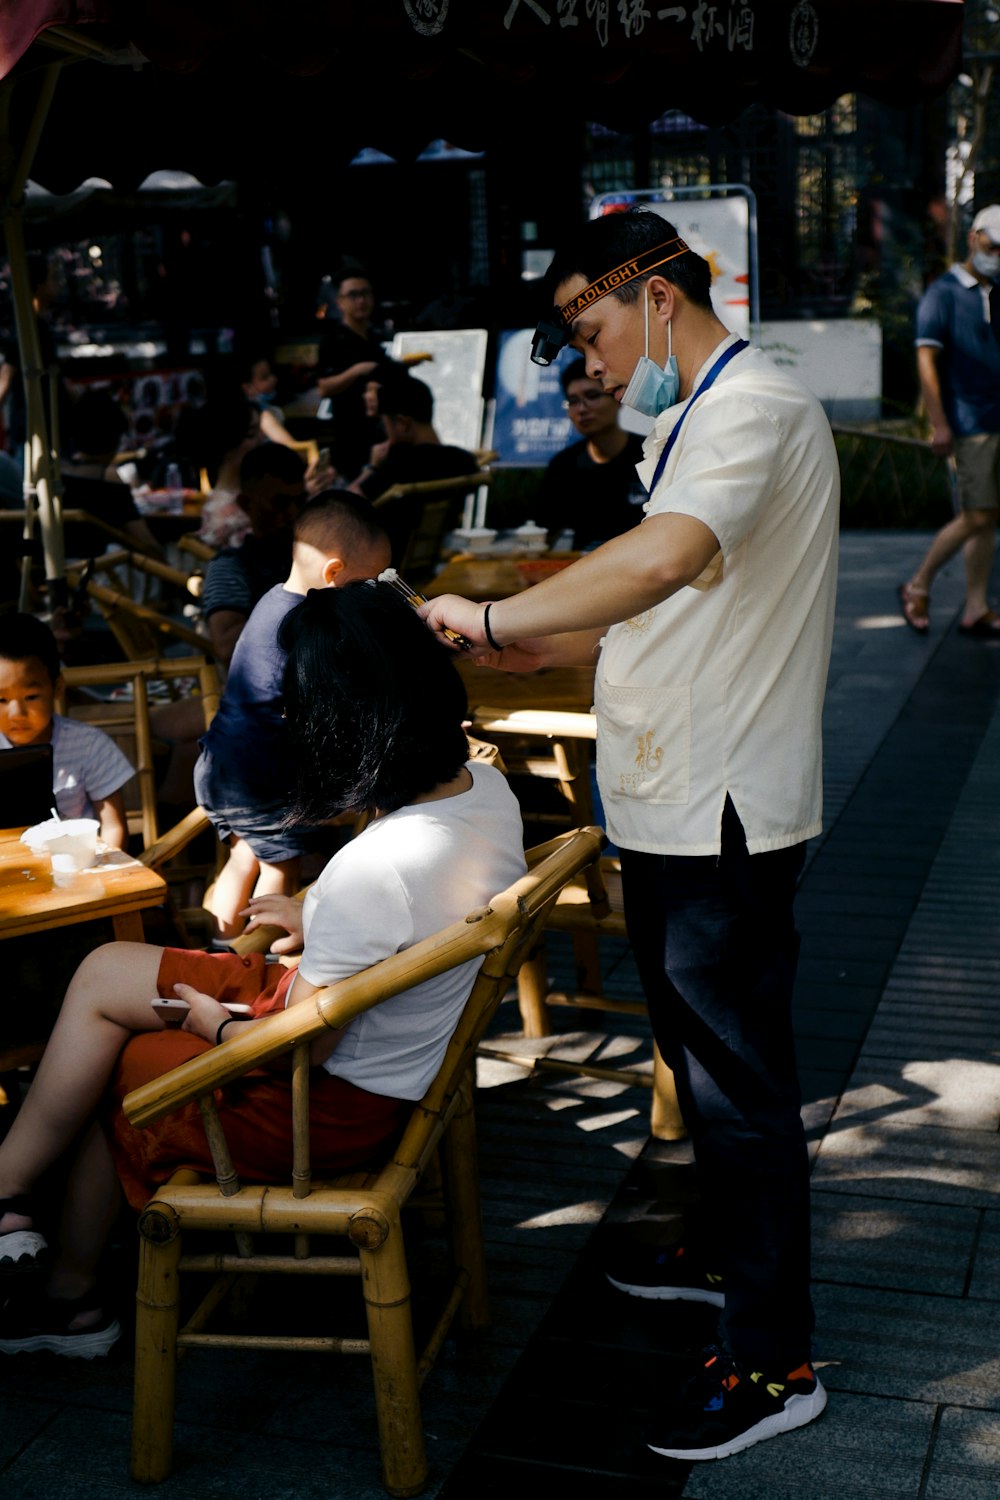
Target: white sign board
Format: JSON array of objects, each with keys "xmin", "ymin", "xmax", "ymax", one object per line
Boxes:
[{"xmin": 390, "ymin": 328, "xmax": 488, "ymax": 453}]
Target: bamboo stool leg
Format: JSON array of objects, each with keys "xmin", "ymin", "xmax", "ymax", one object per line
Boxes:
[
  {"xmin": 131, "ymin": 1229, "xmax": 182, "ymax": 1482},
  {"xmin": 357, "ymin": 1233, "xmax": 427, "ymax": 1499},
  {"xmin": 650, "ymin": 1043, "xmax": 686, "ymax": 1141},
  {"xmin": 441, "ymin": 1072, "xmax": 490, "ymax": 1333},
  {"xmin": 516, "ymin": 944, "xmax": 552, "ymax": 1038}
]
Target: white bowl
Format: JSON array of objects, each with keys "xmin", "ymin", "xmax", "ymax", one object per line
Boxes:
[{"xmin": 22, "ymin": 817, "xmax": 100, "ymax": 871}]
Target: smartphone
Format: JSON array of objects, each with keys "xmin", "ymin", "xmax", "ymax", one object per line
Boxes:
[
  {"xmin": 150, "ymin": 998, "xmax": 189, "ymax": 1028},
  {"xmin": 150, "ymin": 999, "xmax": 253, "ymax": 1028},
  {"xmin": 317, "ymin": 447, "xmax": 331, "ymax": 468}
]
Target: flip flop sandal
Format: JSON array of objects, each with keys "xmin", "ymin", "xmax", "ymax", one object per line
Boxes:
[
  {"xmin": 898, "ymin": 583, "xmax": 930, "ymax": 634},
  {"xmin": 0, "ymin": 1195, "xmax": 48, "ymax": 1275},
  {"xmin": 958, "ymin": 610, "xmax": 1000, "ymax": 638}
]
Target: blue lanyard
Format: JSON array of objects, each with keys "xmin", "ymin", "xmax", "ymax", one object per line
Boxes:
[{"xmin": 649, "ymin": 338, "xmax": 749, "ymax": 494}]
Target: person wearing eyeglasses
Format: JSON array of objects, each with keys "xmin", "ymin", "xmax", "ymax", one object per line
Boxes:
[
  {"xmin": 534, "ymin": 358, "xmax": 647, "ymax": 549},
  {"xmin": 315, "ymin": 266, "xmax": 402, "ymax": 481}
]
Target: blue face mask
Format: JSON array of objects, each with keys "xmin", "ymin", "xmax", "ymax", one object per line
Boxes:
[{"xmin": 621, "ymin": 293, "xmax": 680, "ymax": 417}]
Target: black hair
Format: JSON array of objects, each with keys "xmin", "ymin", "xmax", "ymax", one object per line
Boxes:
[
  {"xmin": 0, "ymin": 611, "xmax": 62, "ymax": 681},
  {"xmin": 174, "ymin": 390, "xmax": 257, "ymax": 481},
  {"xmin": 377, "ymin": 373, "xmax": 434, "ymax": 424},
  {"xmin": 559, "ymin": 358, "xmax": 590, "ymax": 396},
  {"xmin": 293, "ymin": 491, "xmax": 388, "ymax": 557},
  {"xmin": 68, "ymin": 389, "xmax": 128, "ymax": 456},
  {"xmin": 279, "ymin": 583, "xmax": 469, "ymax": 820},
  {"xmin": 544, "ymin": 208, "xmax": 713, "ymax": 312},
  {"xmin": 335, "ymin": 261, "xmax": 373, "ymax": 292},
  {"xmin": 239, "ymin": 441, "xmax": 306, "ymax": 489}
]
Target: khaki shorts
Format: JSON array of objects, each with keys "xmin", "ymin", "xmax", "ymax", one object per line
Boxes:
[{"xmin": 953, "ymin": 432, "xmax": 1000, "ymax": 513}]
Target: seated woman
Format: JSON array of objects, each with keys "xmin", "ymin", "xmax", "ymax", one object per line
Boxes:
[{"xmin": 0, "ymin": 583, "xmax": 526, "ymax": 1358}]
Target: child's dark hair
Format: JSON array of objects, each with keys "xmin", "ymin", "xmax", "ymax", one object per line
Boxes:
[
  {"xmin": 0, "ymin": 612, "xmax": 61, "ymax": 681},
  {"xmin": 279, "ymin": 583, "xmax": 469, "ymax": 820}
]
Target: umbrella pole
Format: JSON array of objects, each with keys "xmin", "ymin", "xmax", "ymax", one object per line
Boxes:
[{"xmin": 0, "ymin": 64, "xmax": 67, "ymax": 611}]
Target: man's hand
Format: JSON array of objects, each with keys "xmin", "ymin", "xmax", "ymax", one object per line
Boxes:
[
  {"xmin": 417, "ymin": 594, "xmax": 488, "ymax": 650},
  {"xmin": 239, "ymin": 894, "xmax": 305, "ymax": 954}
]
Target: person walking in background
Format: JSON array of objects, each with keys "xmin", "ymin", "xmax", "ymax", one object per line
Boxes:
[{"xmin": 899, "ymin": 204, "xmax": 1000, "ymax": 637}]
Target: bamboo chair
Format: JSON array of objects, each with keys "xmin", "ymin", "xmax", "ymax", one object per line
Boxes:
[
  {"xmin": 124, "ymin": 825, "xmax": 603, "ymax": 1498},
  {"xmin": 373, "ymin": 470, "xmax": 494, "ymax": 588},
  {"xmin": 468, "ymin": 705, "xmax": 685, "ymax": 1141},
  {"xmin": 65, "ymin": 556, "xmax": 212, "ymax": 665}
]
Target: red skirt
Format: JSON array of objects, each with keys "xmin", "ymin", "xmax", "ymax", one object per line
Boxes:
[{"xmin": 106, "ymin": 948, "xmax": 410, "ymax": 1212}]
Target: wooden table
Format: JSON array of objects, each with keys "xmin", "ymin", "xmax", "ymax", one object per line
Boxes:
[
  {"xmin": 426, "ymin": 552, "xmax": 579, "ymax": 603},
  {"xmin": 0, "ymin": 830, "xmax": 167, "ymax": 944}
]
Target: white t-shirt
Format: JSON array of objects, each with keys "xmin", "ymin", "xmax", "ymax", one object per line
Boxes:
[
  {"xmin": 295, "ymin": 761, "xmax": 526, "ymax": 1100},
  {"xmin": 0, "ymin": 713, "xmax": 134, "ymax": 822},
  {"xmin": 594, "ymin": 335, "xmax": 839, "ymax": 857}
]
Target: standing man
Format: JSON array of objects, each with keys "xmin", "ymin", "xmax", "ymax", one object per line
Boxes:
[
  {"xmin": 419, "ymin": 207, "xmax": 839, "ymax": 1463},
  {"xmin": 315, "ymin": 267, "xmax": 399, "ymax": 481},
  {"xmin": 534, "ymin": 356, "xmax": 647, "ymax": 548},
  {"xmin": 899, "ymin": 204, "xmax": 1000, "ymax": 636}
]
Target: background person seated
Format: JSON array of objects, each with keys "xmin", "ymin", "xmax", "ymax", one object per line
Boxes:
[
  {"xmin": 533, "ymin": 358, "xmax": 647, "ymax": 550},
  {"xmin": 60, "ymin": 389, "xmax": 164, "ymax": 562},
  {"xmin": 350, "ymin": 373, "xmax": 477, "ymax": 565},
  {"xmin": 199, "ymin": 442, "xmax": 308, "ymax": 671}
]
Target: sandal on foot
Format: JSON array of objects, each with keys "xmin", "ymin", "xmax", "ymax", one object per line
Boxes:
[
  {"xmin": 898, "ymin": 583, "xmax": 930, "ymax": 634},
  {"xmin": 0, "ymin": 1285, "xmax": 120, "ymax": 1359},
  {"xmin": 958, "ymin": 610, "xmax": 1000, "ymax": 638},
  {"xmin": 0, "ymin": 1196, "xmax": 47, "ymax": 1275}
]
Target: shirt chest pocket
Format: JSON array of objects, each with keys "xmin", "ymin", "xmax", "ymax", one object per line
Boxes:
[{"xmin": 595, "ymin": 677, "xmax": 691, "ymax": 806}]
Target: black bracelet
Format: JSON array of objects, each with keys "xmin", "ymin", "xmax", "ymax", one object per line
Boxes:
[
  {"xmin": 215, "ymin": 1015, "xmax": 253, "ymax": 1046},
  {"xmin": 483, "ymin": 602, "xmax": 502, "ymax": 652}
]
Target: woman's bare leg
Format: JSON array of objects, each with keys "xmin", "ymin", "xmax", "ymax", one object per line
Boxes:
[{"xmin": 0, "ymin": 941, "xmax": 164, "ymax": 1223}]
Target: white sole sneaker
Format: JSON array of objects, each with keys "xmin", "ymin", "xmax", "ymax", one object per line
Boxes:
[
  {"xmin": 649, "ymin": 1379, "xmax": 827, "ymax": 1460},
  {"xmin": 0, "ymin": 1228, "xmax": 48, "ymax": 1273},
  {"xmin": 0, "ymin": 1317, "xmax": 122, "ymax": 1360},
  {"xmin": 605, "ymin": 1271, "xmax": 725, "ymax": 1307}
]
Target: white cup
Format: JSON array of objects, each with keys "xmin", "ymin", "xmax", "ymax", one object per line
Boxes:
[{"xmin": 33, "ymin": 818, "xmax": 100, "ymax": 873}]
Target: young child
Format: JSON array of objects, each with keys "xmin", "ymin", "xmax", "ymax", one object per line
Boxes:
[
  {"xmin": 0, "ymin": 613, "xmax": 133, "ymax": 849},
  {"xmin": 194, "ymin": 492, "xmax": 391, "ymax": 938}
]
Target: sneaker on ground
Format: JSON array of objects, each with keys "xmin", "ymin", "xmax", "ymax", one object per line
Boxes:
[
  {"xmin": 0, "ymin": 1289, "xmax": 121, "ymax": 1359},
  {"xmin": 605, "ymin": 1240, "xmax": 725, "ymax": 1306},
  {"xmin": 646, "ymin": 1345, "xmax": 826, "ymax": 1461}
]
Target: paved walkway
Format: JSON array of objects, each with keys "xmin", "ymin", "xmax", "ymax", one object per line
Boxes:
[{"xmin": 3, "ymin": 531, "xmax": 1000, "ymax": 1499}]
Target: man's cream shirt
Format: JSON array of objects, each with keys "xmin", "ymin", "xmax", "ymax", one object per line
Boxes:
[{"xmin": 594, "ymin": 334, "xmax": 839, "ymax": 856}]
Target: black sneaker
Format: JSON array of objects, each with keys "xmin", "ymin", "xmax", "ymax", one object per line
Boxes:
[
  {"xmin": 646, "ymin": 1345, "xmax": 826, "ymax": 1461},
  {"xmin": 605, "ymin": 1239, "xmax": 725, "ymax": 1306},
  {"xmin": 0, "ymin": 1287, "xmax": 121, "ymax": 1359}
]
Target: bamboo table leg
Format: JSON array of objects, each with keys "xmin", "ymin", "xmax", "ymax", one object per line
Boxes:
[{"xmin": 112, "ymin": 910, "xmax": 146, "ymax": 942}]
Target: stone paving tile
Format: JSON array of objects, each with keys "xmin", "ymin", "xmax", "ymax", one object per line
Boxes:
[
  {"xmin": 812, "ymin": 1190, "xmax": 980, "ymax": 1295},
  {"xmin": 967, "ymin": 1209, "xmax": 1000, "ymax": 1302},
  {"xmin": 813, "ymin": 1283, "xmax": 1000, "ymax": 1410},
  {"xmin": 925, "ymin": 1405, "xmax": 1000, "ymax": 1499},
  {"xmin": 813, "ymin": 1119, "xmax": 1000, "ymax": 1208}
]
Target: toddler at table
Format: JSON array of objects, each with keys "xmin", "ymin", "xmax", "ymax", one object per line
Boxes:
[
  {"xmin": 194, "ymin": 492, "xmax": 390, "ymax": 939},
  {"xmin": 0, "ymin": 612, "xmax": 133, "ymax": 849}
]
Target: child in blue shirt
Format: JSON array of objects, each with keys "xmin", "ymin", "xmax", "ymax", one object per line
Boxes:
[{"xmin": 194, "ymin": 492, "xmax": 390, "ymax": 938}]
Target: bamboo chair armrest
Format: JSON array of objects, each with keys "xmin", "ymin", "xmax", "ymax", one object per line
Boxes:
[
  {"xmin": 371, "ymin": 471, "xmax": 492, "ymax": 506},
  {"xmin": 139, "ymin": 807, "xmax": 212, "ymax": 871},
  {"xmin": 62, "ymin": 654, "xmax": 215, "ymax": 690},
  {"xmin": 124, "ymin": 826, "xmax": 603, "ymax": 1128}
]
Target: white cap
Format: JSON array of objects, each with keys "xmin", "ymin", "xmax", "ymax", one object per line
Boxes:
[{"xmin": 972, "ymin": 204, "xmax": 1000, "ymax": 244}]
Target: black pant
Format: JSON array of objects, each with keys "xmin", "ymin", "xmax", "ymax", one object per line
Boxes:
[{"xmin": 620, "ymin": 797, "xmax": 813, "ymax": 1370}]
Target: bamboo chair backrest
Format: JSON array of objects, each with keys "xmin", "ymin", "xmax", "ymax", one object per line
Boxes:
[
  {"xmin": 373, "ymin": 469, "xmax": 493, "ymax": 584},
  {"xmin": 123, "ymin": 827, "xmax": 605, "ymax": 1157},
  {"xmin": 59, "ymin": 654, "xmax": 219, "ymax": 851}
]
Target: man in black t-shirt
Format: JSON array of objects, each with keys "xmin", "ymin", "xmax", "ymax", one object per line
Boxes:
[
  {"xmin": 315, "ymin": 270, "xmax": 400, "ymax": 480},
  {"xmin": 534, "ymin": 358, "xmax": 647, "ymax": 550},
  {"xmin": 349, "ymin": 374, "xmax": 477, "ymax": 567}
]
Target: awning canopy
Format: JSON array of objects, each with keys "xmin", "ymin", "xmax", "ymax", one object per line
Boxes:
[{"xmin": 0, "ymin": 2, "xmax": 967, "ymax": 192}]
